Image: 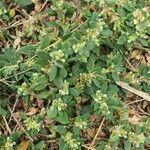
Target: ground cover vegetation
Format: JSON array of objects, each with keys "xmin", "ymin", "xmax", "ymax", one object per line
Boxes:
[{"xmin": 0, "ymin": 0, "xmax": 150, "ymax": 149}]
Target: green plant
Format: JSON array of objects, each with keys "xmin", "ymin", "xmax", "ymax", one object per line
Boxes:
[{"xmin": 0, "ymin": 0, "xmax": 150, "ymax": 149}]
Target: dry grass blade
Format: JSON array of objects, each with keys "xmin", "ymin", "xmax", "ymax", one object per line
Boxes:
[
  {"xmin": 39, "ymin": 0, "xmax": 48, "ymax": 12},
  {"xmin": 126, "ymin": 99, "xmax": 144, "ymax": 105},
  {"xmin": 116, "ymin": 81, "xmax": 150, "ymax": 102},
  {"xmin": 8, "ymin": 96, "xmax": 19, "ymax": 124},
  {"xmin": 2, "ymin": 116, "xmax": 12, "ymax": 134},
  {"xmin": 7, "ymin": 106, "xmax": 34, "ymax": 142},
  {"xmin": 88, "ymin": 118, "xmax": 105, "ymax": 150}
]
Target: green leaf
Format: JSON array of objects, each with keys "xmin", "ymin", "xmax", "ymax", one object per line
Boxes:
[
  {"xmin": 117, "ymin": 7, "xmax": 126, "ymax": 17},
  {"xmin": 117, "ymin": 35, "xmax": 127, "ymax": 45},
  {"xmin": 40, "ymin": 35, "xmax": 52, "ymax": 49},
  {"xmin": 53, "ymin": 77, "xmax": 63, "ymax": 88},
  {"xmin": 36, "ymin": 91, "xmax": 50, "ymax": 99},
  {"xmin": 49, "ymin": 65, "xmax": 58, "ymax": 81},
  {"xmin": 86, "ymin": 58, "xmax": 95, "ymax": 72},
  {"xmin": 47, "ymin": 107, "xmax": 57, "ymax": 118},
  {"xmin": 59, "ymin": 67, "xmax": 67, "ymax": 79},
  {"xmin": 93, "ymin": 79, "xmax": 101, "ymax": 88},
  {"xmin": 30, "ymin": 75, "xmax": 48, "ymax": 91},
  {"xmin": 70, "ymin": 88, "xmax": 80, "ymax": 96},
  {"xmin": 35, "ymin": 141, "xmax": 46, "ymax": 150},
  {"xmin": 0, "ymin": 107, "xmax": 7, "ymax": 116},
  {"xmin": 15, "ymin": 0, "xmax": 32, "ymax": 6},
  {"xmin": 57, "ymin": 125, "xmax": 67, "ymax": 134},
  {"xmin": 19, "ymin": 45, "xmax": 36, "ymax": 57},
  {"xmin": 56, "ymin": 111, "xmax": 69, "ymax": 124},
  {"xmin": 36, "ymin": 51, "xmax": 50, "ymax": 66},
  {"xmin": 139, "ymin": 38, "xmax": 148, "ymax": 47},
  {"xmin": 4, "ymin": 48, "xmax": 17, "ymax": 64},
  {"xmin": 124, "ymin": 140, "xmax": 131, "ymax": 150},
  {"xmin": 101, "ymin": 28, "xmax": 112, "ymax": 37},
  {"xmin": 112, "ymin": 72, "xmax": 120, "ymax": 81}
]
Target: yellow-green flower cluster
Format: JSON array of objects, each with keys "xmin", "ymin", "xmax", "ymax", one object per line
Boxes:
[
  {"xmin": 63, "ymin": 132, "xmax": 80, "ymax": 150},
  {"xmin": 127, "ymin": 33, "xmax": 137, "ymax": 43},
  {"xmin": 94, "ymin": 90, "xmax": 107, "ymax": 102},
  {"xmin": 133, "ymin": 7, "xmax": 150, "ymax": 39},
  {"xmin": 128, "ymin": 132, "xmax": 145, "ymax": 147},
  {"xmin": 72, "ymin": 19, "xmax": 105, "ymax": 54},
  {"xmin": 0, "ymin": 65, "xmax": 18, "ymax": 76},
  {"xmin": 50, "ymin": 50, "xmax": 65, "ymax": 63},
  {"xmin": 85, "ymin": 19, "xmax": 105, "ymax": 45},
  {"xmin": 59, "ymin": 80, "xmax": 69, "ymax": 95},
  {"xmin": 77, "ymin": 72, "xmax": 96, "ymax": 88},
  {"xmin": 32, "ymin": 72, "xmax": 39, "ymax": 79},
  {"xmin": 72, "ymin": 41, "xmax": 86, "ymax": 53},
  {"xmin": 110, "ymin": 126, "xmax": 127, "ymax": 140},
  {"xmin": 4, "ymin": 137, "xmax": 16, "ymax": 150},
  {"xmin": 94, "ymin": 90, "xmax": 110, "ymax": 115},
  {"xmin": 24, "ymin": 117, "xmax": 41, "ymax": 131},
  {"xmin": 52, "ymin": 0, "xmax": 64, "ymax": 10},
  {"xmin": 51, "ymin": 98, "xmax": 67, "ymax": 111},
  {"xmin": 17, "ymin": 82, "xmax": 29, "ymax": 96},
  {"xmin": 74, "ymin": 117, "xmax": 87, "ymax": 129},
  {"xmin": 124, "ymin": 72, "xmax": 140, "ymax": 84}
]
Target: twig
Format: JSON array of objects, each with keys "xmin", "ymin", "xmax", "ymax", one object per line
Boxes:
[
  {"xmin": 0, "ymin": 68, "xmax": 33, "ymax": 83},
  {"xmin": 39, "ymin": 0, "xmax": 48, "ymax": 12},
  {"xmin": 134, "ymin": 43, "xmax": 150, "ymax": 52},
  {"xmin": 137, "ymin": 105, "xmax": 150, "ymax": 116},
  {"xmin": 71, "ymin": 20, "xmax": 87, "ymax": 33},
  {"xmin": 3, "ymin": 20, "xmax": 27, "ymax": 30},
  {"xmin": 126, "ymin": 99, "xmax": 144, "ymax": 105},
  {"xmin": 116, "ymin": 81, "xmax": 150, "ymax": 102},
  {"xmin": 82, "ymin": 144, "xmax": 95, "ymax": 150},
  {"xmin": 118, "ymin": 49, "xmax": 135, "ymax": 72},
  {"xmin": 2, "ymin": 116, "xmax": 12, "ymax": 134},
  {"xmin": 8, "ymin": 96, "xmax": 19, "ymax": 125},
  {"xmin": 13, "ymin": 123, "xmax": 19, "ymax": 133},
  {"xmin": 7, "ymin": 106, "xmax": 34, "ymax": 142},
  {"xmin": 88, "ymin": 118, "xmax": 105, "ymax": 150}
]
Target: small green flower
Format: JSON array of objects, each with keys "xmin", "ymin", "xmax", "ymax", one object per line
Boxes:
[
  {"xmin": 110, "ymin": 126, "xmax": 127, "ymax": 141},
  {"xmin": 128, "ymin": 132, "xmax": 145, "ymax": 147},
  {"xmin": 72, "ymin": 41, "xmax": 86, "ymax": 53},
  {"xmin": 133, "ymin": 7, "xmax": 150, "ymax": 39},
  {"xmin": 50, "ymin": 50, "xmax": 65, "ymax": 63},
  {"xmin": 4, "ymin": 137, "xmax": 16, "ymax": 150},
  {"xmin": 78, "ymin": 72, "xmax": 96, "ymax": 87},
  {"xmin": 51, "ymin": 98, "xmax": 67, "ymax": 111},
  {"xmin": 17, "ymin": 82, "xmax": 29, "ymax": 96},
  {"xmin": 94, "ymin": 90, "xmax": 107, "ymax": 102},
  {"xmin": 59, "ymin": 80, "xmax": 69, "ymax": 95},
  {"xmin": 74, "ymin": 117, "xmax": 87, "ymax": 129},
  {"xmin": 24, "ymin": 117, "xmax": 41, "ymax": 131},
  {"xmin": 63, "ymin": 132, "xmax": 80, "ymax": 150},
  {"xmin": 93, "ymin": 90, "xmax": 110, "ymax": 115}
]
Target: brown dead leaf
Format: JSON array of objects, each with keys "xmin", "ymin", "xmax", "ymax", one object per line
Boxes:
[
  {"xmin": 145, "ymin": 52, "xmax": 150, "ymax": 65},
  {"xmin": 17, "ymin": 140, "xmax": 29, "ymax": 150},
  {"xmin": 142, "ymin": 101, "xmax": 149, "ymax": 109},
  {"xmin": 32, "ymin": 0, "xmax": 42, "ymax": 12},
  {"xmin": 128, "ymin": 115, "xmax": 140, "ymax": 125},
  {"xmin": 48, "ymin": 16, "xmax": 56, "ymax": 22},
  {"xmin": 13, "ymin": 37, "xmax": 21, "ymax": 49},
  {"xmin": 32, "ymin": 0, "xmax": 40, "ymax": 4},
  {"xmin": 13, "ymin": 112, "xmax": 20, "ymax": 119},
  {"xmin": 26, "ymin": 107, "xmax": 39, "ymax": 116},
  {"xmin": 89, "ymin": 4, "xmax": 96, "ymax": 11},
  {"xmin": 130, "ymin": 50, "xmax": 141, "ymax": 59},
  {"xmin": 37, "ymin": 99, "xmax": 44, "ymax": 108},
  {"xmin": 35, "ymin": 4, "xmax": 42, "ymax": 12}
]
